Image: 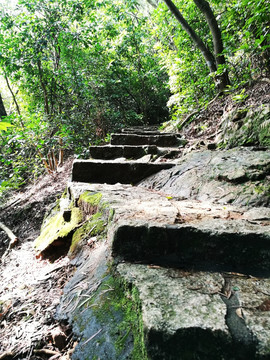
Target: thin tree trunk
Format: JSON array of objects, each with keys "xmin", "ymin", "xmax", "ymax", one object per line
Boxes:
[
  {"xmin": 4, "ymin": 74, "xmax": 21, "ymax": 116},
  {"xmin": 146, "ymin": 0, "xmax": 159, "ymax": 9},
  {"xmin": 163, "ymin": 0, "xmax": 217, "ymax": 73},
  {"xmin": 193, "ymin": 0, "xmax": 230, "ymax": 90},
  {"xmin": 0, "ymin": 93, "xmax": 7, "ymax": 118},
  {"xmin": 37, "ymin": 59, "xmax": 50, "ymax": 115}
]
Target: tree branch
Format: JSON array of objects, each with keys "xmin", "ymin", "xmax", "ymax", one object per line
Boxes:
[
  {"xmin": 4, "ymin": 73, "xmax": 21, "ymax": 116},
  {"xmin": 193, "ymin": 0, "xmax": 230, "ymax": 89},
  {"xmin": 163, "ymin": 0, "xmax": 217, "ymax": 73},
  {"xmin": 0, "ymin": 92, "xmax": 7, "ymax": 118},
  {"xmin": 0, "ymin": 221, "xmax": 18, "ymax": 243},
  {"xmin": 37, "ymin": 59, "xmax": 50, "ymax": 115},
  {"xmin": 0, "ymin": 221, "xmax": 19, "ymax": 261}
]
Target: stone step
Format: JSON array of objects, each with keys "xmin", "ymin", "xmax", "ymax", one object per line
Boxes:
[
  {"xmin": 120, "ymin": 126, "xmax": 160, "ymax": 135},
  {"xmin": 111, "ymin": 133, "xmax": 185, "ymax": 147},
  {"xmin": 71, "ymin": 159, "xmax": 175, "ymax": 184},
  {"xmin": 57, "ymin": 182, "xmax": 270, "ymax": 359},
  {"xmin": 117, "ymin": 263, "xmax": 269, "ymax": 360},
  {"xmin": 112, "ymin": 222, "xmax": 270, "ymax": 276},
  {"xmin": 89, "ymin": 145, "xmax": 158, "ymax": 160}
]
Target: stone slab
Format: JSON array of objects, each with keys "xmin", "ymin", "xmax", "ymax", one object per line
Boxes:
[
  {"xmin": 89, "ymin": 145, "xmax": 158, "ymax": 160},
  {"xmin": 71, "ymin": 159, "xmax": 175, "ymax": 184},
  {"xmin": 68, "ymin": 182, "xmax": 178, "ymax": 225},
  {"xmin": 121, "ymin": 126, "xmax": 160, "ymax": 134},
  {"xmin": 117, "ymin": 263, "xmax": 270, "ymax": 359},
  {"xmin": 112, "ymin": 221, "xmax": 270, "ymax": 276},
  {"xmin": 63, "ymin": 182, "xmax": 270, "ymax": 358},
  {"xmin": 111, "ymin": 133, "xmax": 184, "ymax": 147},
  {"xmin": 139, "ymin": 148, "xmax": 270, "ymax": 207},
  {"xmin": 68, "ymin": 182, "xmax": 270, "ymax": 276}
]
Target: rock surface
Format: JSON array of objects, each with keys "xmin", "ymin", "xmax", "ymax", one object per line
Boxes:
[
  {"xmin": 53, "ymin": 181, "xmax": 270, "ymax": 359},
  {"xmin": 90, "ymin": 144, "xmax": 158, "ymax": 160},
  {"xmin": 36, "ymin": 128, "xmax": 270, "ymax": 359},
  {"xmin": 72, "ymin": 159, "xmax": 175, "ymax": 184},
  {"xmin": 139, "ymin": 148, "xmax": 270, "ymax": 207},
  {"xmin": 110, "ymin": 133, "xmax": 184, "ymax": 147}
]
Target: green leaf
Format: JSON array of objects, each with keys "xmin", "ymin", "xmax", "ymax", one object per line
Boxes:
[{"xmin": 0, "ymin": 122, "xmax": 13, "ymax": 132}]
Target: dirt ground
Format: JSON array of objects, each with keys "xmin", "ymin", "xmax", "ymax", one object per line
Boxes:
[
  {"xmin": 182, "ymin": 78, "xmax": 270, "ymax": 148},
  {"xmin": 0, "ymin": 158, "xmax": 76, "ymax": 360}
]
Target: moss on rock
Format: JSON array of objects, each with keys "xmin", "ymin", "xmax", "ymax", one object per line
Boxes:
[
  {"xmin": 68, "ymin": 191, "xmax": 112, "ymax": 256},
  {"xmin": 68, "ymin": 212, "xmax": 106, "ymax": 256},
  {"xmin": 92, "ymin": 275, "xmax": 147, "ymax": 359},
  {"xmin": 78, "ymin": 191, "xmax": 103, "ymax": 217},
  {"xmin": 34, "ymin": 190, "xmax": 112, "ymax": 258},
  {"xmin": 79, "ymin": 191, "xmax": 103, "ymax": 206},
  {"xmin": 71, "ymin": 273, "xmax": 147, "ymax": 360},
  {"xmin": 34, "ymin": 207, "xmax": 83, "ymax": 253}
]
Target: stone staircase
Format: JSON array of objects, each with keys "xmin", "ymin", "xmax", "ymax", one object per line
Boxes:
[
  {"xmin": 49, "ymin": 127, "xmax": 270, "ymax": 360},
  {"xmin": 72, "ymin": 126, "xmax": 185, "ymax": 184}
]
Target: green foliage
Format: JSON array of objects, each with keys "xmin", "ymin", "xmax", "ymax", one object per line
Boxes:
[
  {"xmin": 232, "ymin": 89, "xmax": 248, "ymax": 103},
  {"xmin": 0, "ymin": 113, "xmax": 52, "ymax": 195},
  {"xmin": 0, "ymin": 0, "xmax": 169, "ymax": 130},
  {"xmin": 149, "ymin": 0, "xmax": 216, "ymax": 118},
  {"xmin": 0, "ymin": 0, "xmax": 269, "ymax": 196},
  {"xmin": 0, "ymin": 120, "xmax": 13, "ymax": 131},
  {"xmin": 149, "ymin": 0, "xmax": 270, "ymax": 120},
  {"xmin": 0, "ymin": 0, "xmax": 169, "ymax": 193}
]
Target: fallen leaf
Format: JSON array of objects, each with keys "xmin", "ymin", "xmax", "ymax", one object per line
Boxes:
[
  {"xmin": 235, "ymin": 307, "xmax": 244, "ymax": 319},
  {"xmin": 257, "ymin": 299, "xmax": 270, "ymax": 311},
  {"xmin": 148, "ymin": 265, "xmax": 162, "ymax": 269}
]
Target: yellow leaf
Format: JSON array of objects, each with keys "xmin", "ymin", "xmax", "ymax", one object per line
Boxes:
[{"xmin": 235, "ymin": 308, "xmax": 244, "ymax": 319}]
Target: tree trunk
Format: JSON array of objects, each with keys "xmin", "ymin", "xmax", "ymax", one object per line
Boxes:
[
  {"xmin": 146, "ymin": 0, "xmax": 159, "ymax": 8},
  {"xmin": 163, "ymin": 0, "xmax": 230, "ymax": 91},
  {"xmin": 37, "ymin": 59, "xmax": 50, "ymax": 115},
  {"xmin": 193, "ymin": 0, "xmax": 230, "ymax": 90},
  {"xmin": 0, "ymin": 93, "xmax": 7, "ymax": 119},
  {"xmin": 163, "ymin": 0, "xmax": 217, "ymax": 73},
  {"xmin": 4, "ymin": 74, "xmax": 21, "ymax": 116}
]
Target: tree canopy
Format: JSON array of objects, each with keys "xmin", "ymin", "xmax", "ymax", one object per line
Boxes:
[{"xmin": 0, "ymin": 0, "xmax": 269, "ymax": 193}]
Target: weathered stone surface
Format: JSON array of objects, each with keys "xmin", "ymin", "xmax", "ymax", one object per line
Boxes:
[
  {"xmin": 112, "ymin": 221, "xmax": 270, "ymax": 276},
  {"xmin": 238, "ymin": 277, "xmax": 270, "ymax": 357},
  {"xmin": 121, "ymin": 126, "xmax": 160, "ymax": 135},
  {"xmin": 117, "ymin": 263, "xmax": 270, "ymax": 359},
  {"xmin": 155, "ymin": 147, "xmax": 183, "ymax": 160},
  {"xmin": 90, "ymin": 145, "xmax": 158, "ymax": 160},
  {"xmin": 48, "ymin": 136, "xmax": 270, "ymax": 359},
  {"xmin": 139, "ymin": 148, "xmax": 270, "ymax": 207},
  {"xmin": 55, "ymin": 243, "xmax": 134, "ymax": 360},
  {"xmin": 118, "ymin": 264, "xmax": 232, "ymax": 359},
  {"xmin": 69, "ymin": 182, "xmax": 178, "ymax": 225},
  {"xmin": 71, "ymin": 159, "xmax": 175, "ymax": 184},
  {"xmin": 216, "ymin": 103, "xmax": 270, "ymax": 148},
  {"xmin": 111, "ymin": 133, "xmax": 185, "ymax": 147},
  {"xmin": 52, "ymin": 181, "xmax": 270, "ymax": 359},
  {"xmin": 117, "ymin": 264, "xmax": 226, "ymax": 334},
  {"xmin": 67, "ymin": 184, "xmax": 270, "ymax": 277}
]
